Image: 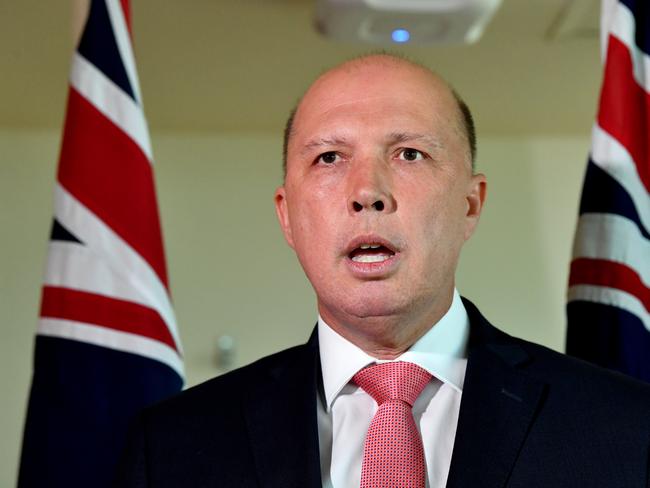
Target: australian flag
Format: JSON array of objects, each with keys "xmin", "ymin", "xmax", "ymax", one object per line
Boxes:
[
  {"xmin": 18, "ymin": 1, "xmax": 184, "ymax": 486},
  {"xmin": 566, "ymin": 0, "xmax": 650, "ymax": 382}
]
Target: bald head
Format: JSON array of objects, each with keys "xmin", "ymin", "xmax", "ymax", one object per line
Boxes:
[
  {"xmin": 282, "ymin": 54, "xmax": 476, "ymax": 178},
  {"xmin": 274, "ymin": 53, "xmax": 487, "ymax": 355}
]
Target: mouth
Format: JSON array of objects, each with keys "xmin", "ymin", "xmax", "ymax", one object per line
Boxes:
[
  {"xmin": 348, "ymin": 243, "xmax": 396, "ymax": 263},
  {"xmin": 345, "ymin": 236, "xmax": 399, "ymax": 266}
]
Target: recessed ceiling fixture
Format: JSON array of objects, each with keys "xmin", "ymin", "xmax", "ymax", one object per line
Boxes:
[{"xmin": 315, "ymin": 0, "xmax": 503, "ymax": 45}]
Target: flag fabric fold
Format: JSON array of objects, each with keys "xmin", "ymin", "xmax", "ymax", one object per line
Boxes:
[
  {"xmin": 566, "ymin": 0, "xmax": 650, "ymax": 382},
  {"xmin": 19, "ymin": 1, "xmax": 184, "ymax": 486}
]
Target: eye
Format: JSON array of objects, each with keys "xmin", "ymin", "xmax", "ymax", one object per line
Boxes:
[
  {"xmin": 317, "ymin": 151, "xmax": 340, "ymax": 164},
  {"xmin": 397, "ymin": 148, "xmax": 426, "ymax": 162}
]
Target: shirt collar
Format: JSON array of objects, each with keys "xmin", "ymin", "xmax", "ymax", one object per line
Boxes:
[{"xmin": 318, "ymin": 289, "xmax": 469, "ymax": 411}]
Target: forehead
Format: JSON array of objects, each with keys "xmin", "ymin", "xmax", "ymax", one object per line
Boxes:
[{"xmin": 290, "ymin": 60, "xmax": 460, "ymax": 149}]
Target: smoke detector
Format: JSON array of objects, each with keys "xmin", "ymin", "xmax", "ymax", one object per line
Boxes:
[{"xmin": 315, "ymin": 0, "xmax": 503, "ymax": 45}]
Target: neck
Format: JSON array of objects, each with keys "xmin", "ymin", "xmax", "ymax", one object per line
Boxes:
[{"xmin": 319, "ymin": 291, "xmax": 454, "ymax": 360}]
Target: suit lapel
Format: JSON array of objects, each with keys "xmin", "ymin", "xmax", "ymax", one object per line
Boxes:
[
  {"xmin": 241, "ymin": 302, "xmax": 544, "ymax": 488},
  {"xmin": 446, "ymin": 300, "xmax": 546, "ymax": 488},
  {"xmin": 244, "ymin": 330, "xmax": 322, "ymax": 488}
]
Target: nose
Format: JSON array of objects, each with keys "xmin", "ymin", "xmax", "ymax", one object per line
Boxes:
[{"xmin": 347, "ymin": 157, "xmax": 396, "ymax": 214}]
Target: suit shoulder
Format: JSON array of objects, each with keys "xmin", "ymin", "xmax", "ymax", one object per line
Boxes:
[
  {"xmin": 145, "ymin": 343, "xmax": 309, "ymax": 418},
  {"xmin": 512, "ymin": 335, "xmax": 650, "ymax": 403},
  {"xmin": 463, "ymin": 298, "xmax": 650, "ymax": 403}
]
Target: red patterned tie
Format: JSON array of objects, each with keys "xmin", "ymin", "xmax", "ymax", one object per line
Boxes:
[{"xmin": 353, "ymin": 361, "xmax": 432, "ymax": 488}]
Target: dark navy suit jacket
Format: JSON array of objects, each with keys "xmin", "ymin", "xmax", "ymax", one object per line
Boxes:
[{"xmin": 114, "ymin": 299, "xmax": 650, "ymax": 487}]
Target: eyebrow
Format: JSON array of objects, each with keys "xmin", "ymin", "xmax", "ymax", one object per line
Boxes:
[
  {"xmin": 300, "ymin": 136, "xmax": 351, "ymax": 156},
  {"xmin": 299, "ymin": 132, "xmax": 444, "ymax": 156},
  {"xmin": 387, "ymin": 132, "xmax": 445, "ymax": 150}
]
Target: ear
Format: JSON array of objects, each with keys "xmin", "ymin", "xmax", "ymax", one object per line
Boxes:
[
  {"xmin": 463, "ymin": 173, "xmax": 487, "ymax": 241},
  {"xmin": 274, "ymin": 186, "xmax": 295, "ymax": 249}
]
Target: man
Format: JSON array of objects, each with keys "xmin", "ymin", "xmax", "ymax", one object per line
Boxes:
[{"xmin": 115, "ymin": 54, "xmax": 650, "ymax": 487}]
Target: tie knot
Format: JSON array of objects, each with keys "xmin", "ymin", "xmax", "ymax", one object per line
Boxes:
[{"xmin": 353, "ymin": 361, "xmax": 432, "ymax": 407}]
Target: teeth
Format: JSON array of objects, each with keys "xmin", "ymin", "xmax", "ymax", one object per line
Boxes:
[
  {"xmin": 359, "ymin": 244, "xmax": 382, "ymax": 249},
  {"xmin": 352, "ymin": 254, "xmax": 390, "ymax": 263}
]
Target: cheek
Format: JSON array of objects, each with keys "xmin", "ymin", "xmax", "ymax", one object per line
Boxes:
[
  {"xmin": 408, "ymin": 192, "xmax": 467, "ymax": 253},
  {"xmin": 288, "ymin": 197, "xmax": 336, "ymax": 257}
]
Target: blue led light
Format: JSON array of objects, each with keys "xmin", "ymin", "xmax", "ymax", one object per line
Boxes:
[{"xmin": 391, "ymin": 29, "xmax": 410, "ymax": 43}]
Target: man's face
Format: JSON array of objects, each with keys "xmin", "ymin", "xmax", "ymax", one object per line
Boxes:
[{"xmin": 275, "ymin": 59, "xmax": 486, "ymax": 341}]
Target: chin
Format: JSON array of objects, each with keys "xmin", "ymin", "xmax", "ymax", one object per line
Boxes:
[{"xmin": 331, "ymin": 291, "xmax": 407, "ymax": 322}]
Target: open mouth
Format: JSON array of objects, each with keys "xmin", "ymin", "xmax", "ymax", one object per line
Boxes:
[{"xmin": 348, "ymin": 243, "xmax": 396, "ymax": 263}]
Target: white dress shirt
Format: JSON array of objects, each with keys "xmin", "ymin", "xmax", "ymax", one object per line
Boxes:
[{"xmin": 317, "ymin": 289, "xmax": 469, "ymax": 488}]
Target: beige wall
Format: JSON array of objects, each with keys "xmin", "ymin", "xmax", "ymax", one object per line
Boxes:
[{"xmin": 1, "ymin": 129, "xmax": 588, "ymax": 485}]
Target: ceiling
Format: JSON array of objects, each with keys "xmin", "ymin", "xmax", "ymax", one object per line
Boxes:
[{"xmin": 1, "ymin": 0, "xmax": 602, "ymax": 136}]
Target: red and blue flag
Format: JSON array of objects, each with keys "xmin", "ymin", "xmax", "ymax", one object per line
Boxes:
[
  {"xmin": 566, "ymin": 0, "xmax": 650, "ymax": 381},
  {"xmin": 18, "ymin": 1, "xmax": 184, "ymax": 486}
]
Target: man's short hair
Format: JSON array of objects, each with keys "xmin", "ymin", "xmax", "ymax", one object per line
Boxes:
[
  {"xmin": 450, "ymin": 89, "xmax": 477, "ymax": 171},
  {"xmin": 282, "ymin": 108, "xmax": 298, "ymax": 178},
  {"xmin": 281, "ymin": 55, "xmax": 477, "ymax": 178}
]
